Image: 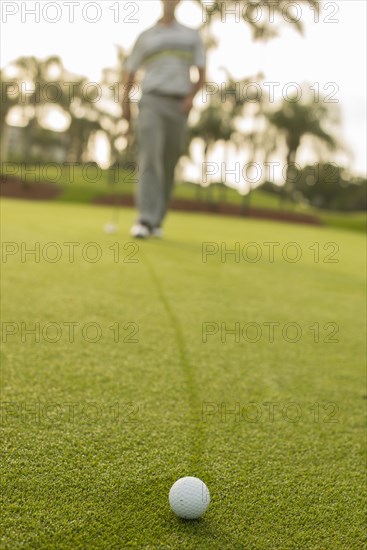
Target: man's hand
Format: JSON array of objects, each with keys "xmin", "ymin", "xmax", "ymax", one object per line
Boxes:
[
  {"xmin": 181, "ymin": 95, "xmax": 194, "ymax": 116},
  {"xmin": 122, "ymin": 72, "xmax": 135, "ymax": 123},
  {"xmin": 181, "ymin": 68, "xmax": 206, "ymax": 116},
  {"xmin": 122, "ymin": 101, "xmax": 131, "ymax": 123}
]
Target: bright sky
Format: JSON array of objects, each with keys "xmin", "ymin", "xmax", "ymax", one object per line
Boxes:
[{"xmin": 1, "ymin": 0, "xmax": 366, "ymax": 179}]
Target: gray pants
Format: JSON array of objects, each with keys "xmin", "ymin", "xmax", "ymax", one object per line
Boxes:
[{"xmin": 136, "ymin": 93, "xmax": 188, "ymax": 228}]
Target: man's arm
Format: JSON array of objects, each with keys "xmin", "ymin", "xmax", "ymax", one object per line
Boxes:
[
  {"xmin": 182, "ymin": 67, "xmax": 206, "ymax": 115},
  {"xmin": 122, "ymin": 71, "xmax": 136, "ymax": 123},
  {"xmin": 190, "ymin": 67, "xmax": 206, "ymax": 99}
]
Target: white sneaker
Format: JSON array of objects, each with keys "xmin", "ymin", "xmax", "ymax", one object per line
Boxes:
[
  {"xmin": 130, "ymin": 223, "xmax": 150, "ymax": 239},
  {"xmin": 151, "ymin": 227, "xmax": 164, "ymax": 238}
]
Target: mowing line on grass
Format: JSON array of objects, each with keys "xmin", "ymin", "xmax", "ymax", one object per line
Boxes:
[{"xmin": 142, "ymin": 249, "xmax": 205, "ymax": 475}]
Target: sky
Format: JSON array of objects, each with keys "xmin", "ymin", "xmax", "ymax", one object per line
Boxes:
[{"xmin": 1, "ymin": 0, "xmax": 366, "ymax": 182}]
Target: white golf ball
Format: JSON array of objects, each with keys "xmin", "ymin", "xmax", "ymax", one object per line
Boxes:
[
  {"xmin": 169, "ymin": 477, "xmax": 210, "ymax": 519},
  {"xmin": 104, "ymin": 223, "xmax": 117, "ymax": 234}
]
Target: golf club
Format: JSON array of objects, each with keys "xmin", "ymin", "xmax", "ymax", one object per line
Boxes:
[{"xmin": 104, "ymin": 121, "xmax": 135, "ymax": 234}]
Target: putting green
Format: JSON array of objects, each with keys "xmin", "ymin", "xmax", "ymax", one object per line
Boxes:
[{"xmin": 1, "ymin": 199, "xmax": 366, "ymax": 548}]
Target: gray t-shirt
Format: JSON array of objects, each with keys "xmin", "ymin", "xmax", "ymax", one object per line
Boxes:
[{"xmin": 125, "ymin": 21, "xmax": 206, "ymax": 96}]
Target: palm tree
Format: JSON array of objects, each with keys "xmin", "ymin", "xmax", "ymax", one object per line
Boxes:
[
  {"xmin": 98, "ymin": 45, "xmax": 136, "ymax": 169},
  {"xmin": 188, "ymin": 94, "xmax": 234, "ymax": 203},
  {"xmin": 267, "ymin": 95, "xmax": 339, "ymax": 202},
  {"xmin": 195, "ymin": 0, "xmax": 320, "ymax": 39},
  {"xmin": 4, "ymin": 55, "xmax": 106, "ymax": 165},
  {"xmin": 187, "ymin": 71, "xmax": 272, "ymax": 208},
  {"xmin": 0, "ymin": 67, "xmax": 21, "ymax": 161},
  {"xmin": 222, "ymin": 71, "xmax": 271, "ymax": 210},
  {"xmin": 3, "ymin": 56, "xmax": 45, "ymax": 163}
]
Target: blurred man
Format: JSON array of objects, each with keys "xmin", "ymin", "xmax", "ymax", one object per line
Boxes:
[{"xmin": 123, "ymin": 0, "xmax": 206, "ymax": 238}]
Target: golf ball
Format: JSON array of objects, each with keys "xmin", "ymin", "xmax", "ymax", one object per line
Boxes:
[
  {"xmin": 104, "ymin": 223, "xmax": 117, "ymax": 234},
  {"xmin": 169, "ymin": 477, "xmax": 210, "ymax": 519}
]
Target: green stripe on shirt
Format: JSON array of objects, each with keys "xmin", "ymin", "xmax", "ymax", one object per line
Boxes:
[{"xmin": 143, "ymin": 49, "xmax": 193, "ymax": 65}]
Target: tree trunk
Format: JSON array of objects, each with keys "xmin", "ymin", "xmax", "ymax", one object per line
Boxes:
[
  {"xmin": 280, "ymin": 147, "xmax": 297, "ymax": 208},
  {"xmin": 241, "ymin": 193, "xmax": 248, "ymax": 216},
  {"xmin": 220, "ymin": 142, "xmax": 228, "ymax": 203},
  {"xmin": 0, "ymin": 122, "xmax": 8, "ymax": 163},
  {"xmin": 203, "ymin": 142, "xmax": 213, "ymax": 206}
]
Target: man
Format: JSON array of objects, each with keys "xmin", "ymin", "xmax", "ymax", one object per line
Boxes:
[{"xmin": 123, "ymin": 0, "xmax": 206, "ymax": 238}]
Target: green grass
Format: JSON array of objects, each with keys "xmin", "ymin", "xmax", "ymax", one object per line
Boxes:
[
  {"xmin": 319, "ymin": 211, "xmax": 367, "ymax": 233},
  {"xmin": 2, "ymin": 164, "xmax": 366, "ymax": 232},
  {"xmin": 1, "ymin": 198, "xmax": 366, "ymax": 549},
  {"xmin": 1, "ymin": 163, "xmax": 299, "ymax": 208}
]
